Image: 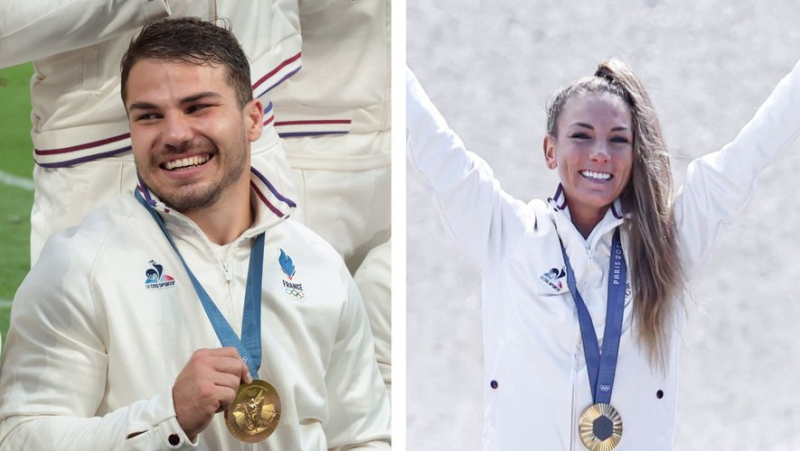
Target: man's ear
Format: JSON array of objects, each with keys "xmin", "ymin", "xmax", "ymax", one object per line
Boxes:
[
  {"xmin": 244, "ymin": 98, "xmax": 264, "ymax": 142},
  {"xmin": 543, "ymin": 135, "xmax": 557, "ymax": 169}
]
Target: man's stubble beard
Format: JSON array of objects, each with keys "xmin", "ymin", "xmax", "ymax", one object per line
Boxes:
[{"xmin": 137, "ymin": 131, "xmax": 249, "ymax": 213}]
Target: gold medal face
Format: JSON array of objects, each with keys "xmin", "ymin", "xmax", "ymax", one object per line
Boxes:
[
  {"xmin": 225, "ymin": 379, "xmax": 282, "ymax": 443},
  {"xmin": 578, "ymin": 403, "xmax": 623, "ymax": 451}
]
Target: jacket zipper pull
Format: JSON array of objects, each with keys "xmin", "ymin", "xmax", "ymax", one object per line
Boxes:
[{"xmin": 222, "ymin": 261, "xmax": 233, "ymax": 282}]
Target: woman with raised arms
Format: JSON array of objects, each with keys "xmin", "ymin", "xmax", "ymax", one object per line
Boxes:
[{"xmin": 406, "ymin": 58, "xmax": 800, "ymax": 450}]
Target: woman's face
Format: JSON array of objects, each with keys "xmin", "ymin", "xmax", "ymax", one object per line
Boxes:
[{"xmin": 543, "ymin": 92, "xmax": 633, "ymax": 220}]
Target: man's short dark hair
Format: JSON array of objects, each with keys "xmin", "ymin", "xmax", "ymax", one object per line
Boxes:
[{"xmin": 121, "ymin": 17, "xmax": 252, "ymax": 108}]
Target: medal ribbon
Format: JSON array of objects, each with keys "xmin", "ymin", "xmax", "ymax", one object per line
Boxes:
[
  {"xmin": 560, "ymin": 229, "xmax": 627, "ymax": 405},
  {"xmin": 136, "ymin": 191, "xmax": 263, "ymax": 378}
]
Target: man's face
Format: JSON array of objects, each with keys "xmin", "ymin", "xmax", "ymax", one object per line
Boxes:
[{"xmin": 125, "ymin": 59, "xmax": 262, "ymax": 213}]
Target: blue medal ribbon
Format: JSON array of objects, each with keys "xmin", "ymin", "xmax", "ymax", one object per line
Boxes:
[
  {"xmin": 560, "ymin": 229, "xmax": 627, "ymax": 405},
  {"xmin": 136, "ymin": 191, "xmax": 263, "ymax": 378}
]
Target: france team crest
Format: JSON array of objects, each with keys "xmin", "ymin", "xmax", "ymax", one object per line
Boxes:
[
  {"xmin": 145, "ymin": 260, "xmax": 176, "ymax": 289},
  {"xmin": 279, "ymin": 249, "xmax": 296, "ymax": 280},
  {"xmin": 279, "ymin": 249, "xmax": 305, "ymax": 301}
]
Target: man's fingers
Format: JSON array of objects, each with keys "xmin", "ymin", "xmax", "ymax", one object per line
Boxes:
[
  {"xmin": 197, "ymin": 347, "xmax": 241, "ymax": 358},
  {"xmin": 213, "ymin": 372, "xmax": 241, "ymax": 391},
  {"xmin": 215, "ymin": 386, "xmax": 237, "ymax": 413},
  {"xmin": 209, "ymin": 355, "xmax": 245, "ymax": 373},
  {"xmin": 242, "ymin": 360, "xmax": 253, "ymax": 384},
  {"xmin": 204, "ymin": 348, "xmax": 253, "ymax": 384},
  {"xmin": 203, "ymin": 350, "xmax": 253, "ymax": 387},
  {"xmin": 174, "ymin": 348, "xmax": 250, "ymax": 440},
  {"xmin": 190, "ymin": 347, "xmax": 253, "ymax": 384}
]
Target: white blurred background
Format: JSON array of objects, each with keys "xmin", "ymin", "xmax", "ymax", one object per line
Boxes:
[{"xmin": 407, "ymin": 1, "xmax": 800, "ymax": 449}]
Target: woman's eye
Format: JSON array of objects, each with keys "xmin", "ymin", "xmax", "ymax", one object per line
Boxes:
[
  {"xmin": 569, "ymin": 133, "xmax": 590, "ymax": 139},
  {"xmin": 611, "ymin": 136, "xmax": 630, "ymax": 144}
]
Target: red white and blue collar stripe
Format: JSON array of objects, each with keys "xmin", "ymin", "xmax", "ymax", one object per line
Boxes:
[
  {"xmin": 249, "ymin": 166, "xmax": 296, "ymax": 218},
  {"xmin": 549, "ymin": 183, "xmax": 625, "ymax": 220},
  {"xmin": 136, "ymin": 167, "xmax": 295, "ymax": 221}
]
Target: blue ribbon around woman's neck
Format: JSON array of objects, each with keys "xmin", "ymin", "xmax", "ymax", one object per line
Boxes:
[{"xmin": 560, "ymin": 229, "xmax": 627, "ymax": 404}]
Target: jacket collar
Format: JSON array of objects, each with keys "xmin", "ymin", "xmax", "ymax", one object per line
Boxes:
[
  {"xmin": 547, "ymin": 183, "xmax": 627, "ymax": 251},
  {"xmin": 548, "ymin": 183, "xmax": 625, "ymax": 220},
  {"xmin": 135, "ymin": 167, "xmax": 296, "ymax": 241}
]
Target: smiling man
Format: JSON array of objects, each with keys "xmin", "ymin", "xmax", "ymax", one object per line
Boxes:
[{"xmin": 0, "ymin": 18, "xmax": 390, "ymax": 450}]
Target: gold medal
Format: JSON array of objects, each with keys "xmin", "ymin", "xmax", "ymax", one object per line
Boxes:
[
  {"xmin": 225, "ymin": 379, "xmax": 282, "ymax": 443},
  {"xmin": 578, "ymin": 403, "xmax": 623, "ymax": 451}
]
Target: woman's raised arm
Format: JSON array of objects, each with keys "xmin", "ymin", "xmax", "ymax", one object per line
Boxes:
[
  {"xmin": 675, "ymin": 58, "xmax": 800, "ymax": 275},
  {"xmin": 406, "ymin": 68, "xmax": 535, "ymax": 270}
]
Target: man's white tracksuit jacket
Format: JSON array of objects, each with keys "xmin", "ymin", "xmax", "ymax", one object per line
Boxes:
[{"xmin": 0, "ymin": 170, "xmax": 391, "ymax": 450}]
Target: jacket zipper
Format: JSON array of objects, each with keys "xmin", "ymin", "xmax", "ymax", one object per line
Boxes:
[{"xmin": 221, "ymin": 256, "xmax": 237, "ymax": 332}]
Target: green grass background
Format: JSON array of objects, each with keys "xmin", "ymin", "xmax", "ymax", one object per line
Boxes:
[{"xmin": 0, "ymin": 63, "xmax": 35, "ymax": 345}]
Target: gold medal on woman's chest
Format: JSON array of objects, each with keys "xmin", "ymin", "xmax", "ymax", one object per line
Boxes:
[
  {"xmin": 578, "ymin": 403, "xmax": 623, "ymax": 450},
  {"xmin": 225, "ymin": 379, "xmax": 282, "ymax": 443}
]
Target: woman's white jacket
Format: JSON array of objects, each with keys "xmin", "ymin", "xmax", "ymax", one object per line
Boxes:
[{"xmin": 406, "ymin": 61, "xmax": 800, "ymax": 450}]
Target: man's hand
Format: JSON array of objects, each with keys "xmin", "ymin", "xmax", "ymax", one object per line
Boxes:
[{"xmin": 172, "ymin": 347, "xmax": 253, "ymax": 441}]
